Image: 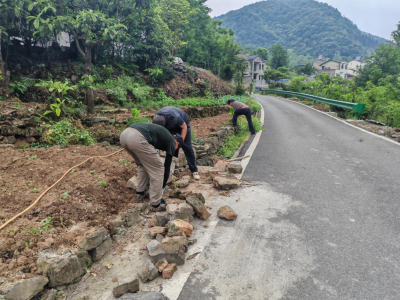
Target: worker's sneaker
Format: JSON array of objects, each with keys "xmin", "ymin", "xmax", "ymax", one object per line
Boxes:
[
  {"xmin": 135, "ymin": 191, "xmax": 149, "ymax": 202},
  {"xmin": 151, "ymin": 199, "xmax": 167, "ymax": 212},
  {"xmin": 192, "ymin": 172, "xmax": 200, "ymax": 180}
]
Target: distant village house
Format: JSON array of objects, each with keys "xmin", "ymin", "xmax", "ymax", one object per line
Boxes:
[
  {"xmin": 313, "ymin": 55, "xmax": 365, "ymax": 79},
  {"xmin": 238, "ymin": 55, "xmax": 268, "ymax": 86}
]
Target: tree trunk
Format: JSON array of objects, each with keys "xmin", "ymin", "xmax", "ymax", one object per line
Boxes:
[
  {"xmin": 85, "ymin": 45, "xmax": 94, "ymax": 114},
  {"xmin": 0, "ymin": 33, "xmax": 9, "ymax": 98}
]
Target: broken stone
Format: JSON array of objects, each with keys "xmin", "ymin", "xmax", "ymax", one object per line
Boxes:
[
  {"xmin": 227, "ymin": 161, "xmax": 243, "ymax": 174},
  {"xmin": 138, "ymin": 260, "xmax": 159, "ymax": 283},
  {"xmin": 92, "ymin": 117, "xmax": 109, "ymax": 123},
  {"xmin": 146, "ymin": 237, "xmax": 186, "ymax": 265},
  {"xmin": 112, "ymin": 278, "xmax": 140, "ymax": 298},
  {"xmin": 217, "ymin": 206, "xmax": 238, "ymax": 220},
  {"xmin": 213, "ymin": 176, "xmax": 241, "ymax": 190},
  {"xmin": 118, "ymin": 292, "xmax": 170, "ymax": 300},
  {"xmin": 149, "ymin": 227, "xmax": 168, "ymax": 238},
  {"xmin": 186, "ymin": 194, "xmax": 210, "ymax": 220},
  {"xmin": 77, "ymin": 227, "xmax": 109, "ymax": 250},
  {"xmin": 110, "ymin": 216, "xmax": 125, "ymax": 228},
  {"xmin": 175, "ymin": 176, "xmax": 190, "ymax": 188},
  {"xmin": 111, "ymin": 227, "xmax": 127, "ymax": 242},
  {"xmin": 0, "ymin": 144, "xmax": 15, "ymax": 148},
  {"xmin": 170, "ymin": 203, "xmax": 194, "ymax": 222},
  {"xmin": 167, "ymin": 199, "xmax": 186, "ymax": 205},
  {"xmin": 178, "ymin": 190, "xmax": 192, "ymax": 199},
  {"xmin": 126, "ymin": 209, "xmax": 141, "ymax": 227},
  {"xmin": 0, "ymin": 277, "xmax": 48, "ymax": 300},
  {"xmin": 155, "ymin": 258, "xmax": 168, "ymax": 272},
  {"xmin": 187, "ymin": 237, "xmax": 197, "ymax": 245},
  {"xmin": 212, "ymin": 160, "xmax": 229, "ymax": 172},
  {"xmin": 173, "ymin": 149, "xmax": 187, "ymax": 168},
  {"xmin": 168, "ymin": 220, "xmax": 194, "ymax": 237},
  {"xmin": 162, "ymin": 263, "xmax": 178, "ymax": 279},
  {"xmin": 41, "ymin": 288, "xmax": 57, "ymax": 300},
  {"xmin": 127, "ymin": 176, "xmax": 137, "ymax": 190},
  {"xmin": 156, "ymin": 234, "xmax": 164, "ymax": 243},
  {"xmin": 25, "ymin": 127, "xmax": 41, "ymax": 138},
  {"xmin": 166, "ymin": 204, "xmax": 178, "ymax": 215},
  {"xmin": 154, "ymin": 212, "xmax": 170, "ymax": 227},
  {"xmin": 91, "ymin": 237, "xmax": 113, "ymax": 262},
  {"xmin": 37, "ymin": 250, "xmax": 91, "ymax": 287}
]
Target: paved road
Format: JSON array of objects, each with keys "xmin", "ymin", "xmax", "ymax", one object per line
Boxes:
[{"xmin": 176, "ymin": 95, "xmax": 400, "ymax": 300}]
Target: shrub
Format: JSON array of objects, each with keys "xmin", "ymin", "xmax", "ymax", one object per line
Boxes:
[{"xmin": 43, "ymin": 121, "xmax": 96, "ymax": 146}]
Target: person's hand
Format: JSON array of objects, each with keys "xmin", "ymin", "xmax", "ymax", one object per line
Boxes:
[
  {"xmin": 173, "ymin": 134, "xmax": 184, "ymax": 146},
  {"xmin": 174, "ymin": 140, "xmax": 179, "ymax": 150}
]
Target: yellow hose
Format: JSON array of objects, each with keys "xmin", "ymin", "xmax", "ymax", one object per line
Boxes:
[{"xmin": 0, "ymin": 149, "xmax": 124, "ymax": 231}]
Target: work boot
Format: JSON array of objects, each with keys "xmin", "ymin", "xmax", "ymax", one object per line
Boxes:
[
  {"xmin": 135, "ymin": 191, "xmax": 149, "ymax": 202},
  {"xmin": 151, "ymin": 199, "xmax": 167, "ymax": 212},
  {"xmin": 192, "ymin": 172, "xmax": 200, "ymax": 180}
]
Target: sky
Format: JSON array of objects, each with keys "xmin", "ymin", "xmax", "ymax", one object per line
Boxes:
[{"xmin": 206, "ymin": 0, "xmax": 400, "ymax": 39}]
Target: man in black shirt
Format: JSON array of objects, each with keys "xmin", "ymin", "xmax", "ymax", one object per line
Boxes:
[
  {"xmin": 120, "ymin": 123, "xmax": 181, "ymax": 211},
  {"xmin": 152, "ymin": 106, "xmax": 200, "ymax": 180}
]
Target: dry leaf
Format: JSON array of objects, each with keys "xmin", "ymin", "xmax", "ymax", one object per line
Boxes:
[
  {"xmin": 187, "ymin": 252, "xmax": 201, "ymax": 260},
  {"xmin": 104, "ymin": 263, "xmax": 114, "ymax": 269}
]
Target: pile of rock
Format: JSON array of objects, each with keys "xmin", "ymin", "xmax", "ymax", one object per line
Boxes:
[
  {"xmin": 0, "ymin": 111, "xmax": 42, "ymax": 145},
  {"xmin": 172, "ymin": 57, "xmax": 189, "ymax": 77}
]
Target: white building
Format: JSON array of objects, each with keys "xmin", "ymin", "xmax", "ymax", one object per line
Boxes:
[{"xmin": 238, "ymin": 55, "xmax": 268, "ymax": 86}]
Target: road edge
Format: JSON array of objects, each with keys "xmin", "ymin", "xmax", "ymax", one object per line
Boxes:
[{"xmin": 271, "ymin": 95, "xmax": 400, "ymax": 147}]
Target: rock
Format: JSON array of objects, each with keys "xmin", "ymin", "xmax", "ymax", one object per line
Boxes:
[
  {"xmin": 173, "ymin": 149, "xmax": 187, "ymax": 168},
  {"xmin": 166, "ymin": 204, "xmax": 178, "ymax": 215},
  {"xmin": 37, "ymin": 250, "xmax": 91, "ymax": 287},
  {"xmin": 5, "ymin": 136, "xmax": 16, "ymax": 144},
  {"xmin": 187, "ymin": 237, "xmax": 197, "ymax": 245},
  {"xmin": 138, "ymin": 260, "xmax": 159, "ymax": 283},
  {"xmin": 154, "ymin": 212, "xmax": 170, "ymax": 227},
  {"xmin": 217, "ymin": 206, "xmax": 238, "ymax": 220},
  {"xmin": 118, "ymin": 292, "xmax": 170, "ymax": 300},
  {"xmin": 25, "ymin": 127, "xmax": 41, "ymax": 138},
  {"xmin": 178, "ymin": 191, "xmax": 192, "ymax": 199},
  {"xmin": 212, "ymin": 160, "xmax": 229, "ymax": 172},
  {"xmin": 168, "ymin": 220, "xmax": 193, "ymax": 237},
  {"xmin": 186, "ymin": 194, "xmax": 210, "ymax": 220},
  {"xmin": 0, "ymin": 125, "xmax": 23, "ymax": 136},
  {"xmin": 155, "ymin": 258, "xmax": 168, "ymax": 272},
  {"xmin": 110, "ymin": 217, "xmax": 125, "ymax": 228},
  {"xmin": 41, "ymin": 289, "xmax": 57, "ymax": 300},
  {"xmin": 173, "ymin": 57, "xmax": 184, "ymax": 64},
  {"xmin": 213, "ymin": 176, "xmax": 241, "ymax": 190},
  {"xmin": 111, "ymin": 227, "xmax": 127, "ymax": 242},
  {"xmin": 78, "ymin": 227, "xmax": 109, "ymax": 250},
  {"xmin": 162, "ymin": 263, "xmax": 178, "ymax": 279},
  {"xmin": 127, "ymin": 176, "xmax": 137, "ymax": 190},
  {"xmin": 227, "ymin": 162, "xmax": 243, "ymax": 174},
  {"xmin": 112, "ymin": 278, "xmax": 139, "ymax": 298},
  {"xmin": 92, "ymin": 117, "xmax": 109, "ymax": 123},
  {"xmin": 16, "ymin": 256, "xmax": 28, "ymax": 266},
  {"xmin": 126, "ymin": 209, "xmax": 141, "ymax": 227},
  {"xmin": 91, "ymin": 237, "xmax": 113, "ymax": 261},
  {"xmin": 71, "ymin": 75, "xmax": 79, "ymax": 82},
  {"xmin": 146, "ymin": 237, "xmax": 187, "ymax": 266},
  {"xmin": 171, "ymin": 203, "xmax": 194, "ymax": 222},
  {"xmin": 156, "ymin": 234, "xmax": 164, "ymax": 243},
  {"xmin": 175, "ymin": 176, "xmax": 190, "ymax": 188},
  {"xmin": 0, "ymin": 144, "xmax": 14, "ymax": 148},
  {"xmin": 0, "ymin": 277, "xmax": 48, "ymax": 300},
  {"xmin": 149, "ymin": 227, "xmax": 168, "ymax": 238}
]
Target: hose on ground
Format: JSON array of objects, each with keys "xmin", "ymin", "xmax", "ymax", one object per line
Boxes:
[{"xmin": 0, "ymin": 149, "xmax": 124, "ymax": 231}]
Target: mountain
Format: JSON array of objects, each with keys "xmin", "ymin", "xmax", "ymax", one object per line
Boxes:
[{"xmin": 214, "ymin": 0, "xmax": 387, "ymax": 60}]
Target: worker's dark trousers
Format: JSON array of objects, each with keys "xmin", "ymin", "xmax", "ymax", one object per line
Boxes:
[
  {"xmin": 232, "ymin": 108, "xmax": 256, "ymax": 134},
  {"xmin": 181, "ymin": 129, "xmax": 198, "ymax": 173}
]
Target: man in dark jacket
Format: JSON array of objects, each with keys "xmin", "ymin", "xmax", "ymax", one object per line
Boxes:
[
  {"xmin": 120, "ymin": 122, "xmax": 181, "ymax": 211},
  {"xmin": 227, "ymin": 99, "xmax": 256, "ymax": 135},
  {"xmin": 152, "ymin": 106, "xmax": 200, "ymax": 180}
]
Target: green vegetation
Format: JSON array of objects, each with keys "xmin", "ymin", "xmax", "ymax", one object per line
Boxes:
[
  {"xmin": 98, "ymin": 178, "xmax": 108, "ymax": 188},
  {"xmin": 24, "ymin": 217, "xmax": 54, "ymax": 235},
  {"xmin": 283, "ymin": 42, "xmax": 400, "ymax": 126},
  {"xmin": 42, "ymin": 121, "xmax": 96, "ymax": 146},
  {"xmin": 215, "ymin": 0, "xmax": 386, "ymax": 63},
  {"xmin": 219, "ymin": 117, "xmax": 263, "ymax": 158}
]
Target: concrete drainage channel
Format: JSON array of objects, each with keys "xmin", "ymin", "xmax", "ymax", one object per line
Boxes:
[{"xmin": 0, "ymin": 109, "xmax": 264, "ymax": 300}]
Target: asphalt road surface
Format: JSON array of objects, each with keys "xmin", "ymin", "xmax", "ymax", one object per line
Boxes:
[{"xmin": 176, "ymin": 95, "xmax": 400, "ymax": 300}]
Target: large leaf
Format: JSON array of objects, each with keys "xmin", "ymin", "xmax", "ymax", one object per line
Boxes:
[{"xmin": 33, "ymin": 18, "xmax": 40, "ymax": 29}]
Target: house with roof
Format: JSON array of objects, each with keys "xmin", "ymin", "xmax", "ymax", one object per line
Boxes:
[
  {"xmin": 238, "ymin": 54, "xmax": 267, "ymax": 86},
  {"xmin": 313, "ymin": 56, "xmax": 364, "ymax": 79}
]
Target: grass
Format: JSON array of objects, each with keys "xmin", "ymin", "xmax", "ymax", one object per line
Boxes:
[{"xmin": 219, "ymin": 116, "xmax": 263, "ymax": 159}]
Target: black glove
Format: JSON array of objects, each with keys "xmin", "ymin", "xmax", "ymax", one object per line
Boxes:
[{"xmin": 173, "ymin": 133, "xmax": 184, "ymax": 146}]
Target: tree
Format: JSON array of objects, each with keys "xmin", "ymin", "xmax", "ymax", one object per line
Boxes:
[
  {"xmin": 263, "ymin": 65, "xmax": 285, "ymax": 84},
  {"xmin": 158, "ymin": 0, "xmax": 191, "ymax": 57},
  {"xmin": 255, "ymin": 47, "xmax": 268, "ymax": 61},
  {"xmin": 297, "ymin": 62, "xmax": 315, "ymax": 75},
  {"xmin": 29, "ymin": 1, "xmax": 127, "ymax": 114},
  {"xmin": 269, "ymin": 44, "xmax": 289, "ymax": 69},
  {"xmin": 392, "ymin": 22, "xmax": 400, "ymax": 47},
  {"xmin": 233, "ymin": 56, "xmax": 248, "ymax": 95}
]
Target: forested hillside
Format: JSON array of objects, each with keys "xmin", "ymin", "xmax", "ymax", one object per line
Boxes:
[{"xmin": 214, "ymin": 0, "xmax": 386, "ymax": 60}]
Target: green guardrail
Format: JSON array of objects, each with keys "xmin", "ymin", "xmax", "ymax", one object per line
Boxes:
[{"xmin": 261, "ymin": 89, "xmax": 366, "ymax": 119}]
